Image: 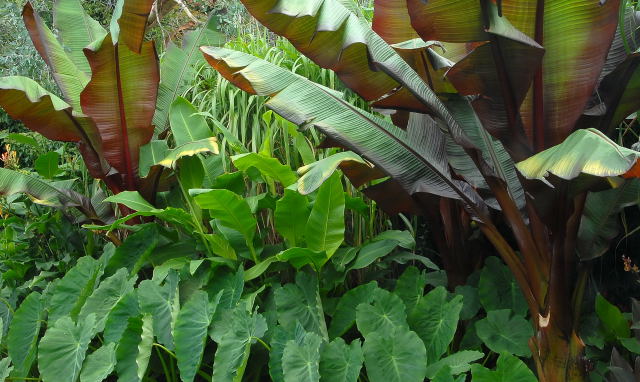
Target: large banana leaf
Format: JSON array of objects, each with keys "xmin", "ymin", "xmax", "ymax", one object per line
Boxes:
[
  {"xmin": 201, "ymin": 47, "xmax": 488, "ymax": 219},
  {"xmin": 406, "ymin": 0, "xmax": 486, "ymax": 43},
  {"xmin": 53, "ymin": 0, "xmax": 107, "ymax": 75},
  {"xmin": 81, "ymin": 35, "xmax": 159, "ymax": 189},
  {"xmin": 22, "ymin": 2, "xmax": 89, "ymax": 110},
  {"xmin": 154, "ymin": 15, "xmax": 224, "ymax": 135},
  {"xmin": 110, "ymin": 0, "xmax": 155, "ymax": 54},
  {"xmin": 372, "ymin": 0, "xmax": 420, "ymax": 44},
  {"xmin": 0, "ymin": 76, "xmax": 107, "ymax": 178}
]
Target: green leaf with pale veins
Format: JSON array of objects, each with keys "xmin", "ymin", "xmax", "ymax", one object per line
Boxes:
[
  {"xmin": 48, "ymin": 256, "xmax": 103, "ymax": 323},
  {"xmin": 297, "ymin": 151, "xmax": 371, "ymax": 195},
  {"xmin": 424, "ymin": 350, "xmax": 484, "ymax": 379},
  {"xmin": 394, "ymin": 266, "xmax": 427, "ymax": 315},
  {"xmin": 356, "ymin": 288, "xmax": 408, "ymax": 337},
  {"xmin": 319, "ymin": 338, "xmax": 363, "ymax": 382},
  {"xmin": 478, "ymin": 257, "xmax": 528, "ymax": 316},
  {"xmin": 275, "ymin": 189, "xmax": 310, "ymax": 247},
  {"xmin": 8, "ymin": 292, "xmax": 43, "ymax": 378},
  {"xmin": 79, "ymin": 343, "xmax": 116, "ymax": 382},
  {"xmin": 408, "ymin": 286, "xmax": 463, "ymax": 366},
  {"xmin": 329, "ymin": 281, "xmax": 378, "ymax": 339},
  {"xmin": 170, "ymin": 97, "xmax": 212, "ymax": 146},
  {"xmin": 115, "ymin": 314, "xmax": 153, "ymax": 382},
  {"xmin": 137, "ymin": 279, "xmax": 179, "ymax": 350},
  {"xmin": 104, "ymin": 191, "xmax": 155, "ymax": 212},
  {"xmin": 232, "ymin": 152, "xmax": 297, "ymax": 186},
  {"xmin": 475, "ymin": 310, "xmax": 532, "ymax": 357},
  {"xmin": 275, "ymin": 272, "xmax": 328, "ymax": 339},
  {"xmin": 103, "ymin": 291, "xmax": 140, "ymax": 344},
  {"xmin": 305, "ymin": 172, "xmax": 345, "ymax": 259},
  {"xmin": 362, "ymin": 327, "xmax": 427, "ymax": 382},
  {"xmin": 470, "ymin": 353, "xmax": 537, "ymax": 382},
  {"xmin": 38, "ymin": 314, "xmax": 96, "ymax": 382},
  {"xmin": 282, "ymin": 331, "xmax": 322, "ymax": 382}
]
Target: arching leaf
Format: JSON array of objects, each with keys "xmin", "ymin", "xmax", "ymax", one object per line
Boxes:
[
  {"xmin": 79, "ymin": 343, "xmax": 116, "ymax": 382},
  {"xmin": 48, "ymin": 256, "xmax": 103, "ymax": 323},
  {"xmin": 232, "ymin": 153, "xmax": 297, "ymax": 186},
  {"xmin": 169, "ymin": 97, "xmax": 212, "ymax": 146},
  {"xmin": 298, "ymin": 151, "xmax": 371, "ymax": 195},
  {"xmin": 305, "ymin": 173, "xmax": 345, "ymax": 258}
]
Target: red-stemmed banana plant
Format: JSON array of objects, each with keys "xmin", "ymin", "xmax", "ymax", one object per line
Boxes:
[{"xmin": 200, "ymin": 1, "xmax": 640, "ymax": 381}]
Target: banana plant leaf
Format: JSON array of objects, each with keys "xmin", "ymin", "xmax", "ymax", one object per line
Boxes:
[
  {"xmin": 81, "ymin": 34, "xmax": 159, "ymax": 189},
  {"xmin": 372, "ymin": 0, "xmax": 420, "ymax": 44},
  {"xmin": 110, "ymin": 0, "xmax": 155, "ymax": 54},
  {"xmin": 201, "ymin": 47, "xmax": 489, "ymax": 220}
]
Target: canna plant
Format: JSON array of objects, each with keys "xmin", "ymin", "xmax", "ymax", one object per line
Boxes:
[
  {"xmin": 200, "ymin": 0, "xmax": 640, "ymax": 381},
  {"xmin": 0, "ymin": 0, "xmax": 224, "ymax": 215}
]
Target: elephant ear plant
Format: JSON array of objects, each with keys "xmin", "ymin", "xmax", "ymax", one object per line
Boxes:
[
  {"xmin": 201, "ymin": 0, "xmax": 640, "ymax": 381},
  {"xmin": 0, "ymin": 0, "xmax": 224, "ymax": 218}
]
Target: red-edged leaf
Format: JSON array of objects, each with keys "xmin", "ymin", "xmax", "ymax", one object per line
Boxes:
[
  {"xmin": 80, "ymin": 35, "xmax": 158, "ymax": 189},
  {"xmin": 114, "ymin": 0, "xmax": 155, "ymax": 54},
  {"xmin": 372, "ymin": 0, "xmax": 420, "ymax": 44}
]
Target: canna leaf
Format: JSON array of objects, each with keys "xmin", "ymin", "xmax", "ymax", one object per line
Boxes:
[
  {"xmin": 305, "ymin": 172, "xmax": 345, "ymax": 258},
  {"xmin": 104, "ymin": 191, "xmax": 155, "ymax": 212},
  {"xmin": 277, "ymin": 247, "xmax": 327, "ymax": 270}
]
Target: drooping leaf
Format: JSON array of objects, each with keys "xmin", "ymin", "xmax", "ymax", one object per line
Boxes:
[
  {"xmin": 115, "ymin": 314, "xmax": 153, "ymax": 382},
  {"xmin": 277, "ymin": 248, "xmax": 327, "ymax": 270},
  {"xmin": 48, "ymin": 256, "xmax": 103, "ymax": 323},
  {"xmin": 305, "ymin": 172, "xmax": 345, "ymax": 258},
  {"xmin": 319, "ymin": 338, "xmax": 363, "ymax": 382},
  {"xmin": 53, "ymin": 0, "xmax": 107, "ymax": 74},
  {"xmin": 297, "ymin": 151, "xmax": 371, "ymax": 195},
  {"xmin": 103, "ymin": 291, "xmax": 140, "ymax": 343},
  {"xmin": 78, "ymin": 268, "xmax": 136, "ymax": 334},
  {"xmin": 329, "ymin": 281, "xmax": 378, "ymax": 339},
  {"xmin": 596, "ymin": 294, "xmax": 631, "ymax": 340},
  {"xmin": 7, "ymin": 292, "xmax": 43, "ymax": 378},
  {"xmin": 138, "ymin": 140, "xmax": 169, "ymax": 177},
  {"xmin": 356, "ymin": 288, "xmax": 408, "ymax": 337},
  {"xmin": 275, "ymin": 189, "xmax": 310, "ymax": 247},
  {"xmin": 79, "ymin": 343, "xmax": 116, "ymax": 382},
  {"xmin": 424, "ymin": 350, "xmax": 484, "ymax": 379},
  {"xmin": 104, "ymin": 224, "xmax": 159, "ymax": 276},
  {"xmin": 137, "ymin": 279, "xmax": 179, "ymax": 350},
  {"xmin": 175, "ymin": 290, "xmax": 218, "ymax": 382},
  {"xmin": 38, "ymin": 314, "xmax": 96, "ymax": 382},
  {"xmin": 475, "ymin": 309, "xmax": 532, "ymax": 357},
  {"xmin": 362, "ymin": 327, "xmax": 427, "ymax": 382},
  {"xmin": 111, "ymin": 0, "xmax": 154, "ymax": 53},
  {"xmin": 470, "ymin": 352, "xmax": 537, "ymax": 382},
  {"xmin": 408, "ymin": 286, "xmax": 463, "ymax": 366},
  {"xmin": 282, "ymin": 331, "xmax": 322, "ymax": 382},
  {"xmin": 348, "ymin": 240, "xmax": 398, "ymax": 270},
  {"xmin": 81, "ymin": 34, "xmax": 158, "ymax": 188},
  {"xmin": 232, "ymin": 152, "xmax": 297, "ymax": 186},
  {"xmin": 372, "ymin": 0, "xmax": 420, "ymax": 44},
  {"xmin": 517, "ymin": 129, "xmax": 640, "ymax": 181},
  {"xmin": 169, "ymin": 97, "xmax": 212, "ymax": 146}
]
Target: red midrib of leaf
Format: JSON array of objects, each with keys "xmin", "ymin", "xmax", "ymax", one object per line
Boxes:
[{"xmin": 114, "ymin": 44, "xmax": 135, "ymax": 190}]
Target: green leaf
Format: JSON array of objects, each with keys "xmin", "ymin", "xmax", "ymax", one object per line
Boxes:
[
  {"xmin": 596, "ymin": 294, "xmax": 631, "ymax": 339},
  {"xmin": 275, "ymin": 189, "xmax": 310, "ymax": 247},
  {"xmin": 319, "ymin": 338, "xmax": 363, "ymax": 382},
  {"xmin": 175, "ymin": 290, "xmax": 218, "ymax": 382},
  {"xmin": 478, "ymin": 257, "xmax": 528, "ymax": 316},
  {"xmin": 470, "ymin": 353, "xmax": 537, "ymax": 382},
  {"xmin": 283, "ymin": 331, "xmax": 322, "ymax": 382},
  {"xmin": 394, "ymin": 266, "xmax": 427, "ymax": 315},
  {"xmin": 305, "ymin": 173, "xmax": 345, "ymax": 258},
  {"xmin": 455, "ymin": 285, "xmax": 481, "ymax": 321},
  {"xmin": 356, "ymin": 288, "xmax": 408, "ymax": 337},
  {"xmin": 204, "ymin": 234, "xmax": 237, "ymax": 260},
  {"xmin": 103, "ymin": 291, "xmax": 140, "ymax": 344},
  {"xmin": 275, "ymin": 272, "xmax": 328, "ymax": 339},
  {"xmin": 232, "ymin": 153, "xmax": 297, "ymax": 186},
  {"xmin": 0, "ymin": 357, "xmax": 13, "ymax": 381},
  {"xmin": 104, "ymin": 191, "xmax": 155, "ymax": 212},
  {"xmin": 212, "ymin": 307, "xmax": 267, "ymax": 382},
  {"xmin": 8, "ymin": 292, "xmax": 43, "ymax": 378},
  {"xmin": 349, "ymin": 240, "xmax": 399, "ymax": 270},
  {"xmin": 424, "ymin": 350, "xmax": 484, "ymax": 379},
  {"xmin": 297, "ymin": 151, "xmax": 371, "ymax": 195},
  {"xmin": 475, "ymin": 309, "xmax": 532, "ymax": 357},
  {"xmin": 269, "ymin": 325, "xmax": 306, "ymax": 382},
  {"xmin": 78, "ymin": 268, "xmax": 136, "ymax": 334},
  {"xmin": 48, "ymin": 256, "xmax": 103, "ymax": 323},
  {"xmin": 138, "ymin": 140, "xmax": 170, "ymax": 177},
  {"xmin": 373, "ymin": 230, "xmax": 416, "ymax": 249},
  {"xmin": 6, "ymin": 132, "xmax": 40, "ymax": 149},
  {"xmin": 79, "ymin": 343, "xmax": 116, "ymax": 382},
  {"xmin": 115, "ymin": 314, "xmax": 153, "ymax": 382},
  {"xmin": 329, "ymin": 281, "xmax": 378, "ymax": 339},
  {"xmin": 38, "ymin": 314, "xmax": 96, "ymax": 382},
  {"xmin": 362, "ymin": 327, "xmax": 427, "ymax": 382},
  {"xmin": 157, "ymin": 138, "xmax": 219, "ymax": 168},
  {"xmin": 105, "ymin": 225, "xmax": 159, "ymax": 276},
  {"xmin": 277, "ymin": 247, "xmax": 327, "ymax": 270},
  {"xmin": 408, "ymin": 286, "xmax": 463, "ymax": 365},
  {"xmin": 170, "ymin": 97, "xmax": 212, "ymax": 146},
  {"xmin": 194, "ymin": 189, "xmax": 257, "ymax": 252},
  {"xmin": 34, "ymin": 151, "xmax": 61, "ymax": 179},
  {"xmin": 178, "ymin": 154, "xmax": 205, "ymax": 190},
  {"xmin": 517, "ymin": 128, "xmax": 640, "ymax": 181},
  {"xmin": 137, "ymin": 279, "xmax": 179, "ymax": 350}
]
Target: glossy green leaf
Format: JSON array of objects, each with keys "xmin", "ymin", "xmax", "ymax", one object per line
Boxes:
[
  {"xmin": 232, "ymin": 153, "xmax": 297, "ymax": 186},
  {"xmin": 408, "ymin": 286, "xmax": 463, "ymax": 365},
  {"xmin": 277, "ymin": 247, "xmax": 327, "ymax": 270},
  {"xmin": 78, "ymin": 268, "xmax": 136, "ymax": 334},
  {"xmin": 470, "ymin": 353, "xmax": 537, "ymax": 382},
  {"xmin": 104, "ymin": 191, "xmax": 155, "ymax": 212},
  {"xmin": 282, "ymin": 331, "xmax": 322, "ymax": 382},
  {"xmin": 275, "ymin": 189, "xmax": 310, "ymax": 247},
  {"xmin": 34, "ymin": 151, "xmax": 61, "ymax": 179},
  {"xmin": 38, "ymin": 314, "xmax": 96, "ymax": 382},
  {"xmin": 297, "ymin": 151, "xmax": 371, "ymax": 195},
  {"xmin": 476, "ymin": 309, "xmax": 532, "ymax": 357},
  {"xmin": 348, "ymin": 240, "xmax": 398, "ymax": 270},
  {"xmin": 305, "ymin": 173, "xmax": 345, "ymax": 258},
  {"xmin": 319, "ymin": 338, "xmax": 363, "ymax": 382},
  {"xmin": 175, "ymin": 290, "xmax": 218, "ymax": 382},
  {"xmin": 79, "ymin": 343, "xmax": 116, "ymax": 382},
  {"xmin": 362, "ymin": 327, "xmax": 427, "ymax": 382},
  {"xmin": 356, "ymin": 288, "xmax": 408, "ymax": 337},
  {"xmin": 205, "ymin": 234, "xmax": 237, "ymax": 260},
  {"xmin": 138, "ymin": 140, "xmax": 169, "ymax": 177},
  {"xmin": 596, "ymin": 294, "xmax": 631, "ymax": 339},
  {"xmin": 7, "ymin": 292, "xmax": 43, "ymax": 378},
  {"xmin": 169, "ymin": 97, "xmax": 212, "ymax": 146},
  {"xmin": 48, "ymin": 256, "xmax": 103, "ymax": 323},
  {"xmin": 157, "ymin": 137, "xmax": 219, "ymax": 168},
  {"xmin": 329, "ymin": 281, "xmax": 378, "ymax": 339}
]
